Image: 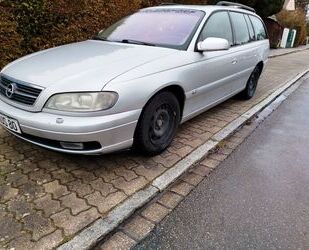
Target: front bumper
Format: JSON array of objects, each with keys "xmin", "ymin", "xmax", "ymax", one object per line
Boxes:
[{"xmin": 0, "ymin": 99, "xmax": 141, "ymax": 154}]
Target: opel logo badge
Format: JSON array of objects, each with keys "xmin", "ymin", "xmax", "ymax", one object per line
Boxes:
[{"xmin": 5, "ymin": 83, "xmax": 16, "ymax": 99}]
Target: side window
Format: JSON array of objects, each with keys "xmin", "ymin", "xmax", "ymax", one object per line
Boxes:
[
  {"xmin": 249, "ymin": 16, "xmax": 267, "ymax": 40},
  {"xmin": 230, "ymin": 12, "xmax": 250, "ymax": 45},
  {"xmin": 200, "ymin": 11, "xmax": 233, "ymax": 45},
  {"xmin": 244, "ymin": 14, "xmax": 255, "ymax": 41}
]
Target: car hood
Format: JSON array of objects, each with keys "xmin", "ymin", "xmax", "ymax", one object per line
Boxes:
[{"xmin": 1, "ymin": 40, "xmax": 176, "ymax": 92}]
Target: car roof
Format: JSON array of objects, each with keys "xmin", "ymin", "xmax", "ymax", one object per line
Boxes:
[{"xmin": 144, "ymin": 4, "xmax": 258, "ymax": 16}]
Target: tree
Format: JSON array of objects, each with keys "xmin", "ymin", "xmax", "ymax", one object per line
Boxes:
[
  {"xmin": 295, "ymin": 0, "xmax": 309, "ymax": 12},
  {"xmin": 207, "ymin": 0, "xmax": 285, "ymax": 17},
  {"xmin": 254, "ymin": 0, "xmax": 285, "ymax": 17},
  {"xmin": 276, "ymin": 9, "xmax": 307, "ymax": 46}
]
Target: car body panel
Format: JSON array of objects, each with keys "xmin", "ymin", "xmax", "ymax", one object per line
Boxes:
[
  {"xmin": 1, "ymin": 40, "xmax": 177, "ymax": 112},
  {"xmin": 0, "ymin": 97, "xmax": 140, "ymax": 154},
  {"xmin": 3, "ymin": 40, "xmax": 177, "ymax": 90},
  {"xmin": 104, "ymin": 40, "xmax": 268, "ymax": 122},
  {"xmin": 0, "ymin": 4, "xmax": 270, "ymax": 154}
]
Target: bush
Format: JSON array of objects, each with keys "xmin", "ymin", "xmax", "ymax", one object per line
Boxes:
[
  {"xmin": 0, "ymin": 0, "xmax": 142, "ymax": 69},
  {"xmin": 12, "ymin": 0, "xmax": 51, "ymax": 49},
  {"xmin": 276, "ymin": 9, "xmax": 307, "ymax": 47},
  {"xmin": 0, "ymin": 0, "xmax": 291, "ymax": 70},
  {"xmin": 0, "ymin": 3, "xmax": 22, "ymax": 69}
]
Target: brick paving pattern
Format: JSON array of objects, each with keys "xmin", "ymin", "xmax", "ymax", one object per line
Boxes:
[
  {"xmin": 99, "ymin": 117, "xmax": 265, "ymax": 250},
  {"xmin": 1, "ymin": 50, "xmax": 309, "ymax": 249}
]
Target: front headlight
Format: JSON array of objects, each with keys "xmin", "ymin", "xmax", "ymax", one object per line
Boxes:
[{"xmin": 45, "ymin": 92, "xmax": 118, "ymax": 112}]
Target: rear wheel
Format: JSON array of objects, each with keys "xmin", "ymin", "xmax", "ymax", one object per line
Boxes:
[
  {"xmin": 239, "ymin": 66, "xmax": 261, "ymax": 100},
  {"xmin": 134, "ymin": 92, "xmax": 180, "ymax": 156}
]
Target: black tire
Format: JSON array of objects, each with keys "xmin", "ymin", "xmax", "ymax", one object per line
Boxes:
[
  {"xmin": 134, "ymin": 92, "xmax": 181, "ymax": 156},
  {"xmin": 238, "ymin": 66, "xmax": 261, "ymax": 100}
]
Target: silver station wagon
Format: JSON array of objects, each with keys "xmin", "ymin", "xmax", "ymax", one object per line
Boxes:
[{"xmin": 0, "ymin": 2, "xmax": 269, "ymax": 155}]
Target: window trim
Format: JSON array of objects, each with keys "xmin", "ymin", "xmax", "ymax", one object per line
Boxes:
[
  {"xmin": 194, "ymin": 10, "xmax": 268, "ymax": 51},
  {"xmin": 248, "ymin": 14, "xmax": 269, "ymax": 40},
  {"xmin": 195, "ymin": 10, "xmax": 234, "ymax": 51},
  {"xmin": 244, "ymin": 14, "xmax": 256, "ymax": 42},
  {"xmin": 228, "ymin": 10, "xmax": 251, "ymax": 46}
]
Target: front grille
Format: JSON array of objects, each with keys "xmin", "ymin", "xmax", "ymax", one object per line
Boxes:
[{"xmin": 0, "ymin": 75, "xmax": 43, "ymax": 105}]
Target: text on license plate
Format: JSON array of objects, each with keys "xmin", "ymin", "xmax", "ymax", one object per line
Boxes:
[{"xmin": 0, "ymin": 114, "xmax": 21, "ymax": 134}]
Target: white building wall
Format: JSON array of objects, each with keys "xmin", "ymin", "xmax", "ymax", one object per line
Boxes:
[{"xmin": 283, "ymin": 0, "xmax": 296, "ymax": 10}]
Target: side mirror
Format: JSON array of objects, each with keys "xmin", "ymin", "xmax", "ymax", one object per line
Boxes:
[{"xmin": 197, "ymin": 37, "xmax": 230, "ymax": 52}]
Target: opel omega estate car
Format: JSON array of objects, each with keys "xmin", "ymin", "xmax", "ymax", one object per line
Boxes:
[{"xmin": 0, "ymin": 2, "xmax": 269, "ymax": 155}]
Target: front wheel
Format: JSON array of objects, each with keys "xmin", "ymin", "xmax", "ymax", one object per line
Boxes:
[
  {"xmin": 134, "ymin": 92, "xmax": 180, "ymax": 156},
  {"xmin": 239, "ymin": 66, "xmax": 261, "ymax": 100}
]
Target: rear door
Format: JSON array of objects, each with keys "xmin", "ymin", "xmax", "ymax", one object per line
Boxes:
[
  {"xmin": 228, "ymin": 11, "xmax": 258, "ymax": 91},
  {"xmin": 249, "ymin": 15, "xmax": 270, "ymax": 62}
]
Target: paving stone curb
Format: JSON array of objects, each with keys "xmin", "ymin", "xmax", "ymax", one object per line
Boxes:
[{"xmin": 58, "ymin": 68, "xmax": 309, "ymax": 250}]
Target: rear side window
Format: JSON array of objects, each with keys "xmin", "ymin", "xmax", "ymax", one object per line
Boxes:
[
  {"xmin": 244, "ymin": 14, "xmax": 255, "ymax": 41},
  {"xmin": 229, "ymin": 12, "xmax": 250, "ymax": 45},
  {"xmin": 200, "ymin": 11, "xmax": 233, "ymax": 45},
  {"xmin": 249, "ymin": 16, "xmax": 267, "ymax": 40}
]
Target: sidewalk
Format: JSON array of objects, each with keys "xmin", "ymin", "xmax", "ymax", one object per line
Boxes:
[
  {"xmin": 269, "ymin": 44, "xmax": 309, "ymax": 58},
  {"xmin": 1, "ymin": 50, "xmax": 309, "ymax": 250}
]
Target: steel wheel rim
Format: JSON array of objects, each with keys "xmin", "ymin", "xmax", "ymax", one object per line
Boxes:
[
  {"xmin": 149, "ymin": 104, "xmax": 175, "ymax": 145},
  {"xmin": 248, "ymin": 68, "xmax": 259, "ymax": 96}
]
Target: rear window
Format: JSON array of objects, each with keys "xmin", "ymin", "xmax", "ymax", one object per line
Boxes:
[
  {"xmin": 230, "ymin": 12, "xmax": 250, "ymax": 45},
  {"xmin": 249, "ymin": 16, "xmax": 267, "ymax": 40}
]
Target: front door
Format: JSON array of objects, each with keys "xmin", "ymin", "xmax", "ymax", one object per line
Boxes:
[{"xmin": 183, "ymin": 11, "xmax": 242, "ymax": 119}]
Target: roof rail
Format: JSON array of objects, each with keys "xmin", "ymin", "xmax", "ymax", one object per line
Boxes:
[{"xmin": 217, "ymin": 1, "xmax": 256, "ymax": 13}]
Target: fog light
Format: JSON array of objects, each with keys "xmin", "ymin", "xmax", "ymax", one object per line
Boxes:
[{"xmin": 60, "ymin": 142, "xmax": 84, "ymax": 150}]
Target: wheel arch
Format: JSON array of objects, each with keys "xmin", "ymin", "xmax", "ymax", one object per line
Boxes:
[
  {"xmin": 133, "ymin": 85, "xmax": 185, "ymax": 154},
  {"xmin": 257, "ymin": 61, "xmax": 264, "ymax": 73},
  {"xmin": 147, "ymin": 84, "xmax": 186, "ymax": 120},
  {"xmin": 134, "ymin": 84, "xmax": 186, "ymax": 138}
]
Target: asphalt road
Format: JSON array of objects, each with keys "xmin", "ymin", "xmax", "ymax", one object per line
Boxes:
[{"xmin": 135, "ymin": 77, "xmax": 309, "ymax": 250}]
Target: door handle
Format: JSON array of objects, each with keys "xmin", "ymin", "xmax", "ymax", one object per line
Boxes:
[{"xmin": 232, "ymin": 59, "xmax": 238, "ymax": 65}]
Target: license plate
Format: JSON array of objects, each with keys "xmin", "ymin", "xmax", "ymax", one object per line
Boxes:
[{"xmin": 0, "ymin": 113, "xmax": 21, "ymax": 134}]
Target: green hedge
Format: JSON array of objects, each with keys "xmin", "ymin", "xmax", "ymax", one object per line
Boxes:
[
  {"xmin": 1, "ymin": 0, "xmax": 291, "ymax": 70},
  {"xmin": 0, "ymin": 0, "xmax": 203, "ymax": 69},
  {"xmin": 0, "ymin": 0, "xmax": 146, "ymax": 69},
  {"xmin": 0, "ymin": 3, "xmax": 22, "ymax": 69}
]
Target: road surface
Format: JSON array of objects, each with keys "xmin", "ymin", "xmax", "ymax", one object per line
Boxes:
[{"xmin": 135, "ymin": 77, "xmax": 309, "ymax": 249}]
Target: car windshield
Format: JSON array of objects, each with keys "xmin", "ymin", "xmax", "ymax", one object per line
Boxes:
[{"xmin": 95, "ymin": 9, "xmax": 205, "ymax": 50}]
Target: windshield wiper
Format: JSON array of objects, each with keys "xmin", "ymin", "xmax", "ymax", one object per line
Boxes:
[
  {"xmin": 120, "ymin": 39, "xmax": 156, "ymax": 47},
  {"xmin": 92, "ymin": 37, "xmax": 156, "ymax": 47}
]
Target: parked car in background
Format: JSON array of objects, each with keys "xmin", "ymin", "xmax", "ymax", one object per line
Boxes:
[{"xmin": 0, "ymin": 2, "xmax": 269, "ymax": 155}]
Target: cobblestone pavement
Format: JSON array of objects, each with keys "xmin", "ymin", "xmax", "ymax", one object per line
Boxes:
[
  {"xmin": 1, "ymin": 50, "xmax": 309, "ymax": 250},
  {"xmin": 99, "ymin": 108, "xmax": 264, "ymax": 250}
]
